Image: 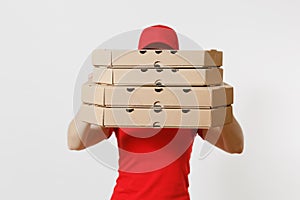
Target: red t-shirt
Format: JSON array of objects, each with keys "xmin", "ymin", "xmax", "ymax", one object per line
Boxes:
[{"xmin": 109, "ymin": 127, "xmax": 202, "ymax": 200}]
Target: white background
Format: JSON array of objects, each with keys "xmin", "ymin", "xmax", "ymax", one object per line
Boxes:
[{"xmin": 1, "ymin": 0, "xmax": 300, "ymax": 199}]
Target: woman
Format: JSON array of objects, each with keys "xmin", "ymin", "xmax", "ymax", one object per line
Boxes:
[{"xmin": 68, "ymin": 25, "xmax": 244, "ymax": 200}]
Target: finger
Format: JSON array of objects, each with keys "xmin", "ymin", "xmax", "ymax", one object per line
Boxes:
[{"xmin": 88, "ymin": 73, "xmax": 93, "ymax": 80}]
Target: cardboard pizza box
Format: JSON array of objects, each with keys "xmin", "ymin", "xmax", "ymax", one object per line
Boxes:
[
  {"xmin": 91, "ymin": 49, "xmax": 111, "ymax": 67},
  {"xmin": 81, "ymin": 82, "xmax": 233, "ymax": 108},
  {"xmin": 78, "ymin": 104, "xmax": 232, "ymax": 128},
  {"xmin": 92, "ymin": 67, "xmax": 223, "ymax": 86},
  {"xmin": 92, "ymin": 49, "xmax": 222, "ymax": 67}
]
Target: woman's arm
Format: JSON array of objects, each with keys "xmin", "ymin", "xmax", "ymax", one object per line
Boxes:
[
  {"xmin": 67, "ymin": 72, "xmax": 114, "ymax": 150},
  {"xmin": 198, "ymin": 115, "xmax": 244, "ymax": 154},
  {"xmin": 67, "ymin": 113, "xmax": 114, "ymax": 151}
]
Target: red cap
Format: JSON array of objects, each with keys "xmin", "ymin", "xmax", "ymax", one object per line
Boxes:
[{"xmin": 138, "ymin": 25, "xmax": 179, "ymax": 50}]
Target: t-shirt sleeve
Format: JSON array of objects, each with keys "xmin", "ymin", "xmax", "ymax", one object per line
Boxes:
[
  {"xmin": 106, "ymin": 127, "xmax": 118, "ymax": 138},
  {"xmin": 197, "ymin": 129, "xmax": 204, "ymax": 139}
]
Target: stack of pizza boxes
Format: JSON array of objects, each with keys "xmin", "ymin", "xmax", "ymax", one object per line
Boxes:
[{"xmin": 79, "ymin": 49, "xmax": 233, "ymax": 128}]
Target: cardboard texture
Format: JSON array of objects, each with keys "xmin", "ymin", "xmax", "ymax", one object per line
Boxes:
[
  {"xmin": 92, "ymin": 49, "xmax": 111, "ymax": 67},
  {"xmin": 81, "ymin": 82, "xmax": 233, "ymax": 108},
  {"xmin": 92, "ymin": 49, "xmax": 222, "ymax": 67},
  {"xmin": 78, "ymin": 104, "xmax": 232, "ymax": 128},
  {"xmin": 81, "ymin": 82, "xmax": 105, "ymax": 106},
  {"xmin": 93, "ymin": 67, "xmax": 223, "ymax": 86}
]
